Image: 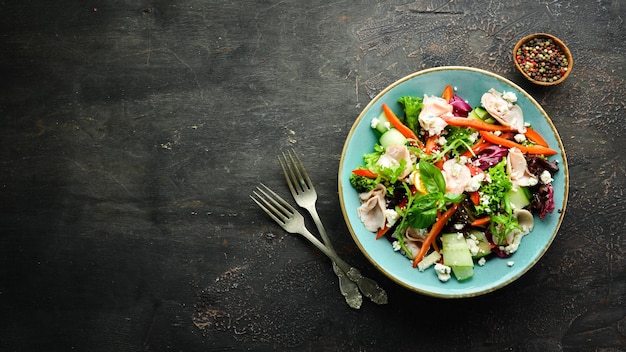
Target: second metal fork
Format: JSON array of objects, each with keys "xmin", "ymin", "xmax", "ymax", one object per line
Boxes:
[
  {"xmin": 251, "ymin": 184, "xmax": 386, "ymax": 307},
  {"xmin": 279, "ymin": 150, "xmax": 387, "ymax": 306}
]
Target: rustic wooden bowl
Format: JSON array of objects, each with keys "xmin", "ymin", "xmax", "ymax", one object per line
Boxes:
[{"xmin": 513, "ymin": 33, "xmax": 573, "ymax": 86}]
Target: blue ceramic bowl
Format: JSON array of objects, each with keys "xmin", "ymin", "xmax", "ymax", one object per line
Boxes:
[{"xmin": 338, "ymin": 67, "xmax": 569, "ymax": 298}]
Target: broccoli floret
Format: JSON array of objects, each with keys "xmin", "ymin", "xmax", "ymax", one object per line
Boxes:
[{"xmin": 349, "ymin": 173, "xmax": 380, "ymax": 193}]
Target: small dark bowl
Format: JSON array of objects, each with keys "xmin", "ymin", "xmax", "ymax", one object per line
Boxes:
[{"xmin": 513, "ymin": 33, "xmax": 573, "ymax": 86}]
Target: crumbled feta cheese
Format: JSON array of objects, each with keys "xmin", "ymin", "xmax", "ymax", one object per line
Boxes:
[
  {"xmin": 468, "ymin": 132, "xmax": 479, "ymax": 143},
  {"xmin": 434, "ymin": 263, "xmax": 452, "ymax": 282},
  {"xmin": 502, "ymin": 91, "xmax": 517, "ymax": 103},
  {"xmin": 540, "ymin": 170, "xmax": 553, "ymax": 184},
  {"xmin": 514, "ymin": 133, "xmax": 527, "ymax": 143},
  {"xmin": 370, "ymin": 117, "xmax": 379, "ymax": 129},
  {"xmin": 384, "ymin": 209, "xmax": 400, "ymax": 227},
  {"xmin": 420, "ymin": 114, "xmax": 448, "ymax": 136},
  {"xmin": 454, "ymin": 223, "xmax": 464, "ymax": 230},
  {"xmin": 507, "ymin": 261, "xmax": 515, "ymax": 267},
  {"xmin": 494, "ymin": 130, "xmax": 502, "ymax": 136},
  {"xmin": 477, "ymin": 257, "xmax": 487, "ymax": 266},
  {"xmin": 466, "ymin": 237, "xmax": 480, "ymax": 256},
  {"xmin": 465, "ymin": 173, "xmax": 485, "ymax": 192},
  {"xmin": 417, "ymin": 251, "xmax": 442, "ymax": 272},
  {"xmin": 459, "ymin": 156, "xmax": 469, "ymax": 165},
  {"xmin": 449, "ymin": 162, "xmax": 463, "ymax": 177},
  {"xmin": 456, "ymin": 232, "xmax": 464, "ymax": 240},
  {"xmin": 437, "ymin": 136, "xmax": 447, "ymax": 146},
  {"xmin": 502, "ymin": 231, "xmax": 525, "ymax": 255},
  {"xmin": 392, "ymin": 241, "xmax": 401, "ymax": 252},
  {"xmin": 480, "ymin": 194, "xmax": 491, "ymax": 207}
]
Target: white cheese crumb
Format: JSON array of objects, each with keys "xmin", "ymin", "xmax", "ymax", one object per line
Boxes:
[
  {"xmin": 465, "ymin": 173, "xmax": 485, "ymax": 192},
  {"xmin": 420, "ymin": 114, "xmax": 448, "ymax": 136},
  {"xmin": 478, "ymin": 257, "xmax": 487, "ymax": 266},
  {"xmin": 437, "ymin": 136, "xmax": 447, "ymax": 146},
  {"xmin": 466, "ymin": 238, "xmax": 480, "ymax": 256},
  {"xmin": 370, "ymin": 117, "xmax": 379, "ymax": 129},
  {"xmin": 507, "ymin": 261, "xmax": 515, "ymax": 267},
  {"xmin": 392, "ymin": 241, "xmax": 401, "ymax": 252},
  {"xmin": 540, "ymin": 170, "xmax": 553, "ymax": 184},
  {"xmin": 514, "ymin": 133, "xmax": 527, "ymax": 143},
  {"xmin": 417, "ymin": 251, "xmax": 442, "ymax": 272},
  {"xmin": 384, "ymin": 209, "xmax": 400, "ymax": 227},
  {"xmin": 434, "ymin": 263, "xmax": 452, "ymax": 282},
  {"xmin": 502, "ymin": 91, "xmax": 517, "ymax": 103}
]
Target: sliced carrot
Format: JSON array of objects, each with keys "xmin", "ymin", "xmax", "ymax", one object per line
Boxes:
[
  {"xmin": 470, "ymin": 216, "xmax": 491, "ymax": 227},
  {"xmin": 461, "ymin": 138, "xmax": 492, "ymax": 158},
  {"xmin": 431, "ymin": 239, "xmax": 440, "ymax": 253},
  {"xmin": 352, "ymin": 169, "xmax": 378, "ymax": 178},
  {"xmin": 412, "ymin": 203, "xmax": 460, "ymax": 267},
  {"xmin": 469, "ymin": 191, "xmax": 481, "ymax": 205},
  {"xmin": 524, "ymin": 128, "xmax": 549, "ymax": 147},
  {"xmin": 479, "ymin": 131, "xmax": 558, "ymax": 156},
  {"xmin": 441, "ymin": 115, "xmax": 512, "ymax": 132},
  {"xmin": 523, "ymin": 144, "xmax": 559, "ymax": 156},
  {"xmin": 479, "ymin": 131, "xmax": 522, "ymax": 149},
  {"xmin": 425, "ymin": 135, "xmax": 439, "ymax": 154},
  {"xmin": 382, "ymin": 103, "xmax": 418, "ymax": 140},
  {"xmin": 442, "ymin": 84, "xmax": 454, "ymax": 103},
  {"xmin": 376, "ymin": 226, "xmax": 390, "ymax": 240}
]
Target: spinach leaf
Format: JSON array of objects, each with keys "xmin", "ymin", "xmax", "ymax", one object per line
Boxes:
[{"xmin": 419, "ymin": 160, "xmax": 446, "ymax": 194}]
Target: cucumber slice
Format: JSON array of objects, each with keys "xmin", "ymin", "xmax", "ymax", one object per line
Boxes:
[
  {"xmin": 379, "ymin": 128, "xmax": 406, "ymax": 148},
  {"xmin": 441, "ymin": 233, "xmax": 474, "ymax": 281},
  {"xmin": 473, "ymin": 106, "xmax": 489, "ymax": 120},
  {"xmin": 509, "ymin": 187, "xmax": 531, "ymax": 210},
  {"xmin": 450, "ymin": 266, "xmax": 474, "ymax": 281},
  {"xmin": 468, "ymin": 230, "xmax": 492, "ymax": 259},
  {"xmin": 373, "ymin": 111, "xmax": 391, "ymax": 134},
  {"xmin": 469, "ymin": 106, "xmax": 497, "ymax": 124}
]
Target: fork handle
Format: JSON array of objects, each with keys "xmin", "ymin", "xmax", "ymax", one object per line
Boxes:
[
  {"xmin": 306, "ymin": 207, "xmax": 363, "ymax": 308},
  {"xmin": 332, "ymin": 262, "xmax": 363, "ymax": 309},
  {"xmin": 298, "ymin": 228, "xmax": 388, "ymax": 305}
]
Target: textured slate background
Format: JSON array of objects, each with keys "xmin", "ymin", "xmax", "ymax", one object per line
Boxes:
[{"xmin": 0, "ymin": 1, "xmax": 624, "ymax": 351}]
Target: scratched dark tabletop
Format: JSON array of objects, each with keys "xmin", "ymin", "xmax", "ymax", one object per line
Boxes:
[{"xmin": 1, "ymin": 1, "xmax": 625, "ymax": 351}]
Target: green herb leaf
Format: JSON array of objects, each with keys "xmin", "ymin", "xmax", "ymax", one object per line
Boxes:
[
  {"xmin": 489, "ymin": 213, "xmax": 521, "ymax": 245},
  {"xmin": 443, "ymin": 193, "xmax": 466, "ymax": 204},
  {"xmin": 405, "ymin": 193, "xmax": 439, "ymax": 229},
  {"xmin": 398, "ymin": 96, "xmax": 423, "ymax": 134},
  {"xmin": 419, "ymin": 160, "xmax": 446, "ymax": 194}
]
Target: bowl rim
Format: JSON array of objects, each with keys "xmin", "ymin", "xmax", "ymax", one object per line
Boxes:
[
  {"xmin": 338, "ymin": 66, "xmax": 569, "ymax": 298},
  {"xmin": 513, "ymin": 32, "xmax": 573, "ymax": 86}
]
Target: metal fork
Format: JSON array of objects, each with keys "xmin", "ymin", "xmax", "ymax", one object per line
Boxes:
[
  {"xmin": 250, "ymin": 184, "xmax": 386, "ymax": 307},
  {"xmin": 278, "ymin": 150, "xmax": 387, "ymax": 305}
]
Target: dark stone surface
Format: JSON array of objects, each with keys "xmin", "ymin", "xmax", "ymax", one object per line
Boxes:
[{"xmin": 0, "ymin": 1, "xmax": 624, "ymax": 351}]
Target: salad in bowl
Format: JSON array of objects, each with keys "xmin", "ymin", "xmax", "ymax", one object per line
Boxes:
[{"xmin": 339, "ymin": 67, "xmax": 568, "ymax": 297}]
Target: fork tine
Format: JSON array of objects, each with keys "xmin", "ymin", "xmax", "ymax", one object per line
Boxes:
[
  {"xmin": 257, "ymin": 183, "xmax": 298, "ymax": 215},
  {"xmin": 279, "ymin": 152, "xmax": 299, "ymax": 195},
  {"xmin": 250, "ymin": 193, "xmax": 285, "ymax": 226},
  {"xmin": 287, "ymin": 149, "xmax": 313, "ymax": 191}
]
